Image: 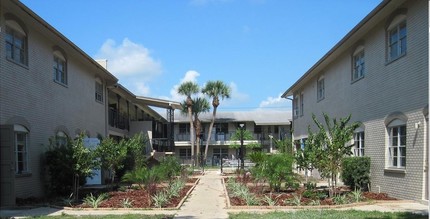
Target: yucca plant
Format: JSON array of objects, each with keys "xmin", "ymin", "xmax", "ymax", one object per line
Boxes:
[
  {"xmin": 308, "ymin": 199, "xmax": 321, "ymax": 206},
  {"xmin": 152, "ymin": 191, "xmax": 169, "ymax": 208},
  {"xmin": 333, "ymin": 194, "xmax": 348, "ymax": 205},
  {"xmin": 262, "ymin": 194, "xmax": 276, "ymax": 206},
  {"xmin": 350, "ymin": 189, "xmax": 363, "ymax": 203},
  {"xmin": 83, "ymin": 193, "xmax": 108, "ymax": 208},
  {"xmin": 120, "ymin": 198, "xmax": 134, "ymax": 208},
  {"xmin": 167, "ymin": 179, "xmax": 185, "ymax": 198}
]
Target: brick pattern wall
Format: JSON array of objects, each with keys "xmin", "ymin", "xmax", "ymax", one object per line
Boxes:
[
  {"xmin": 291, "ymin": 0, "xmax": 428, "ymax": 200},
  {"xmin": 1, "ymin": 2, "xmax": 109, "ymax": 198}
]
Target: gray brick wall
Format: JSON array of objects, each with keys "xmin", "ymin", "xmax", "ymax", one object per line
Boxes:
[
  {"xmin": 290, "ymin": 0, "xmax": 428, "ymax": 200},
  {"xmin": 1, "ymin": 1, "xmax": 110, "ymax": 198}
]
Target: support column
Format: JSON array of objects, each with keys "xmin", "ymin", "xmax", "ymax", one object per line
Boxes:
[{"xmin": 167, "ymin": 108, "xmax": 175, "ymax": 152}]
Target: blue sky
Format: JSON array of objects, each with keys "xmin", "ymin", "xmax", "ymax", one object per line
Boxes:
[{"xmin": 21, "ymin": 0, "xmax": 381, "ymax": 112}]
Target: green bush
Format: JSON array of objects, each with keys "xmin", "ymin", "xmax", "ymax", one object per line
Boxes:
[
  {"xmin": 341, "ymin": 156, "xmax": 370, "ymax": 191},
  {"xmin": 44, "ymin": 135, "xmax": 94, "ymax": 197}
]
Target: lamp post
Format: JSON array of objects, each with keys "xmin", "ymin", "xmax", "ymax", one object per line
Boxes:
[{"xmin": 239, "ymin": 123, "xmax": 245, "ymax": 170}]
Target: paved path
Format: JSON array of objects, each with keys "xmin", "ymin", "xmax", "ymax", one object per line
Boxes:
[
  {"xmin": 1, "ymin": 170, "xmax": 428, "ymax": 218},
  {"xmin": 175, "ymin": 170, "xmax": 228, "ymax": 219}
]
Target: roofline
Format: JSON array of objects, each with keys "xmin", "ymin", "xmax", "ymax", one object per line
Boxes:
[
  {"xmin": 281, "ymin": 0, "xmax": 391, "ymax": 98},
  {"xmin": 136, "ymin": 96, "xmax": 183, "ymax": 110},
  {"xmin": 13, "ymin": 0, "xmax": 118, "ymax": 85}
]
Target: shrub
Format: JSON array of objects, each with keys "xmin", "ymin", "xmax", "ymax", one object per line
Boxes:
[
  {"xmin": 44, "ymin": 134, "xmax": 96, "ymax": 197},
  {"xmin": 341, "ymin": 156, "xmax": 370, "ymax": 191},
  {"xmin": 333, "ymin": 195, "xmax": 348, "ymax": 205}
]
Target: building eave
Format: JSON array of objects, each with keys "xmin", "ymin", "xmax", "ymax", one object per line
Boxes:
[
  {"xmin": 12, "ymin": 0, "xmax": 118, "ymax": 85},
  {"xmin": 281, "ymin": 0, "xmax": 402, "ymax": 98}
]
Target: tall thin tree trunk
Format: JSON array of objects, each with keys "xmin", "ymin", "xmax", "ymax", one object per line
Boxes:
[
  {"xmin": 204, "ymin": 106, "xmax": 217, "ymax": 161},
  {"xmin": 188, "ymin": 107, "xmax": 195, "ymax": 167}
]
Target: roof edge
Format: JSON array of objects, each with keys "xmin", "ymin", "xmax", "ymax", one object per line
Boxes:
[{"xmin": 281, "ymin": 0, "xmax": 392, "ymax": 98}]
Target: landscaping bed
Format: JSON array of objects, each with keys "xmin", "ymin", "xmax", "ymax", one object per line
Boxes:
[{"xmin": 224, "ymin": 176, "xmax": 396, "ymax": 208}]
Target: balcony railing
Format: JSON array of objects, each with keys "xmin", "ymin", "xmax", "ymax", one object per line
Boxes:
[
  {"xmin": 175, "ymin": 132, "xmax": 280, "ymax": 142},
  {"xmin": 108, "ymin": 108, "xmax": 129, "ymax": 130}
]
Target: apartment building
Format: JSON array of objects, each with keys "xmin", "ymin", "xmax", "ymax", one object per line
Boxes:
[
  {"xmin": 173, "ymin": 111, "xmax": 291, "ymax": 166},
  {"xmin": 282, "ymin": 0, "xmax": 428, "ymax": 201},
  {"xmin": 0, "ymin": 0, "xmax": 180, "ymax": 206}
]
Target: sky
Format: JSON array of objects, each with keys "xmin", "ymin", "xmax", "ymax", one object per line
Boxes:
[{"xmin": 21, "ymin": 0, "xmax": 381, "ymax": 112}]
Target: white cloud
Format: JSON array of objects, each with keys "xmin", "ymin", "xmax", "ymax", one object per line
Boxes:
[
  {"xmin": 134, "ymin": 82, "xmax": 151, "ymax": 96},
  {"xmin": 95, "ymin": 38, "xmax": 163, "ymax": 96},
  {"xmin": 163, "ymin": 70, "xmax": 201, "ymax": 102},
  {"xmin": 258, "ymin": 93, "xmax": 291, "ymax": 110},
  {"xmin": 95, "ymin": 38, "xmax": 162, "ymax": 80}
]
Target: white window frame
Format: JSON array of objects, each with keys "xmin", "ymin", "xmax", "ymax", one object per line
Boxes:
[
  {"xmin": 317, "ymin": 77, "xmax": 325, "ymax": 101},
  {"xmin": 352, "ymin": 46, "xmax": 365, "ymax": 81},
  {"xmin": 95, "ymin": 81, "xmax": 104, "ymax": 103},
  {"xmin": 293, "ymin": 95, "xmax": 299, "ymax": 118},
  {"xmin": 388, "ymin": 120, "xmax": 406, "ymax": 168},
  {"xmin": 5, "ymin": 23, "xmax": 27, "ymax": 66},
  {"xmin": 353, "ymin": 131, "xmax": 365, "ymax": 157},
  {"xmin": 300, "ymin": 93, "xmax": 304, "ymax": 116},
  {"xmin": 53, "ymin": 52, "xmax": 67, "ymax": 85},
  {"xmin": 56, "ymin": 131, "xmax": 68, "ymax": 147},
  {"xmin": 387, "ymin": 16, "xmax": 406, "ymax": 62},
  {"xmin": 14, "ymin": 125, "xmax": 29, "ymax": 174}
]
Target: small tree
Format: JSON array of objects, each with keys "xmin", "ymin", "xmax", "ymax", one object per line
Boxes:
[
  {"xmin": 71, "ymin": 133, "xmax": 99, "ymax": 201},
  {"xmin": 96, "ymin": 137, "xmax": 127, "ymax": 185},
  {"xmin": 126, "ymin": 132, "xmax": 148, "ymax": 168},
  {"xmin": 307, "ymin": 113, "xmax": 359, "ymax": 194},
  {"xmin": 295, "ymin": 134, "xmax": 319, "ymax": 183},
  {"xmin": 272, "ymin": 137, "xmax": 293, "ymax": 155},
  {"xmin": 251, "ymin": 153, "xmax": 298, "ymax": 192}
]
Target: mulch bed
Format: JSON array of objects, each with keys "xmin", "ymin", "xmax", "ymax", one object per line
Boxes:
[
  {"xmin": 79, "ymin": 185, "xmax": 193, "ymax": 208},
  {"xmin": 226, "ymin": 177, "xmax": 397, "ymax": 207}
]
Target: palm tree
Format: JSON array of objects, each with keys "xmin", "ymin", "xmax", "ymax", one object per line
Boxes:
[
  {"xmin": 201, "ymin": 80, "xmax": 231, "ymax": 161},
  {"xmin": 181, "ymin": 98, "xmax": 211, "ymax": 168},
  {"xmin": 192, "ymin": 97, "xmax": 210, "ymax": 167},
  {"xmin": 177, "ymin": 81, "xmax": 200, "ymax": 166}
]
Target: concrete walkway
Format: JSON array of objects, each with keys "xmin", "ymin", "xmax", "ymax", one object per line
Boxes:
[
  {"xmin": 174, "ymin": 170, "xmax": 228, "ymax": 219},
  {"xmin": 1, "ymin": 170, "xmax": 428, "ymax": 218}
]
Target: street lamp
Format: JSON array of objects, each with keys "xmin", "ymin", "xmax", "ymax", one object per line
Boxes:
[{"xmin": 239, "ymin": 123, "xmax": 245, "ymax": 170}]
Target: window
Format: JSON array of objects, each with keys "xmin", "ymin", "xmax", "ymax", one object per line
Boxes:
[
  {"xmin": 293, "ymin": 96, "xmax": 299, "ymax": 118},
  {"xmin": 213, "ymin": 148, "xmax": 228, "ymax": 159},
  {"xmin": 5, "ymin": 21, "xmax": 27, "ymax": 66},
  {"xmin": 300, "ymin": 93, "xmax": 304, "ymax": 116},
  {"xmin": 56, "ymin": 131, "xmax": 68, "ymax": 147},
  {"xmin": 352, "ymin": 47, "xmax": 365, "ymax": 81},
  {"xmin": 95, "ymin": 81, "xmax": 103, "ymax": 103},
  {"xmin": 254, "ymin": 125, "xmax": 262, "ymax": 133},
  {"xmin": 53, "ymin": 51, "xmax": 67, "ymax": 85},
  {"xmin": 179, "ymin": 123, "xmax": 190, "ymax": 134},
  {"xmin": 14, "ymin": 125, "xmax": 29, "ymax": 174},
  {"xmin": 317, "ymin": 77, "xmax": 325, "ymax": 101},
  {"xmin": 179, "ymin": 148, "xmax": 191, "ymax": 159},
  {"xmin": 353, "ymin": 132, "xmax": 365, "ymax": 156},
  {"xmin": 215, "ymin": 123, "xmax": 228, "ymax": 134},
  {"xmin": 388, "ymin": 120, "xmax": 406, "ymax": 168},
  {"xmin": 387, "ymin": 16, "xmax": 406, "ymax": 61}
]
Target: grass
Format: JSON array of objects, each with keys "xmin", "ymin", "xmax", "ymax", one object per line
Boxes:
[{"xmin": 229, "ymin": 210, "xmax": 428, "ymax": 219}]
